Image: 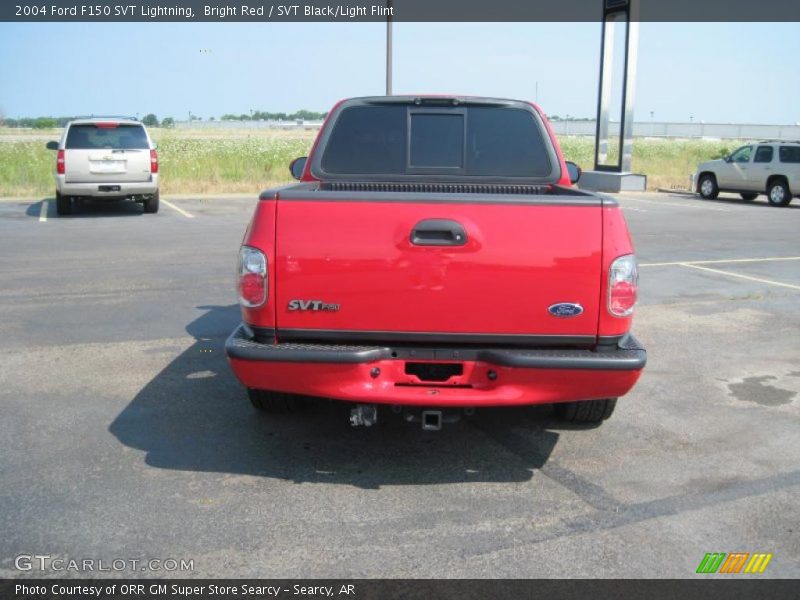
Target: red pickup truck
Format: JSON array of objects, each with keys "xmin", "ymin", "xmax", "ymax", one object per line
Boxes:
[{"xmin": 226, "ymin": 96, "xmax": 645, "ymax": 430}]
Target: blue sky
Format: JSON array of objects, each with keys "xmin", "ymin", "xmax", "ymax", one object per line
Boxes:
[{"xmin": 0, "ymin": 21, "xmax": 798, "ymax": 124}]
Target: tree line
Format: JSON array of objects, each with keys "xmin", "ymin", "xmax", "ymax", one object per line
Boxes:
[
  {"xmin": 219, "ymin": 110, "xmax": 328, "ymax": 122},
  {"xmin": 1, "ymin": 114, "xmax": 171, "ymax": 128},
  {"xmin": 1, "ymin": 110, "xmax": 327, "ymax": 128}
]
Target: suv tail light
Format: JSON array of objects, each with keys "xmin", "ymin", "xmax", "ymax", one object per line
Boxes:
[
  {"xmin": 56, "ymin": 149, "xmax": 65, "ymax": 174},
  {"xmin": 150, "ymin": 149, "xmax": 159, "ymax": 174},
  {"xmin": 238, "ymin": 246, "xmax": 267, "ymax": 307},
  {"xmin": 608, "ymin": 254, "xmax": 638, "ymax": 317}
]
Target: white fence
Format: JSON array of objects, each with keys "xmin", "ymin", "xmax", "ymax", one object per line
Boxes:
[
  {"xmin": 173, "ymin": 118, "xmax": 800, "ymax": 141},
  {"xmin": 174, "ymin": 120, "xmax": 324, "ymax": 130},
  {"xmin": 549, "ymin": 120, "xmax": 800, "ymax": 140}
]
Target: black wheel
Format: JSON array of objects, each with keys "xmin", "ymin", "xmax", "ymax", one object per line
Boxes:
[
  {"xmin": 143, "ymin": 191, "xmax": 160, "ymax": 214},
  {"xmin": 247, "ymin": 389, "xmax": 304, "ymax": 412},
  {"xmin": 557, "ymin": 398, "xmax": 617, "ymax": 423},
  {"xmin": 55, "ymin": 191, "xmax": 72, "ymax": 215},
  {"xmin": 697, "ymin": 174, "xmax": 719, "ymax": 199},
  {"xmin": 767, "ymin": 180, "xmax": 791, "ymax": 207},
  {"xmin": 740, "ymin": 192, "xmax": 758, "ymax": 201}
]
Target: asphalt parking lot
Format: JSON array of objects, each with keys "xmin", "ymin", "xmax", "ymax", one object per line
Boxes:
[{"xmin": 0, "ymin": 191, "xmax": 798, "ymax": 578}]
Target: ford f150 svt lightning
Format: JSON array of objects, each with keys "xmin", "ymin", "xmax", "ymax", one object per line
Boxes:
[{"xmin": 225, "ymin": 96, "xmax": 646, "ymax": 429}]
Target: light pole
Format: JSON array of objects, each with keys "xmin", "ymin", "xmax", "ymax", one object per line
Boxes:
[{"xmin": 385, "ymin": 0, "xmax": 393, "ymax": 95}]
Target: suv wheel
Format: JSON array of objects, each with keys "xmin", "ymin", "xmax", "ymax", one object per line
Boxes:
[
  {"xmin": 767, "ymin": 180, "xmax": 791, "ymax": 207},
  {"xmin": 557, "ymin": 398, "xmax": 617, "ymax": 424},
  {"xmin": 143, "ymin": 191, "xmax": 160, "ymax": 214},
  {"xmin": 247, "ymin": 389, "xmax": 304, "ymax": 412},
  {"xmin": 55, "ymin": 191, "xmax": 72, "ymax": 215},
  {"xmin": 698, "ymin": 174, "xmax": 719, "ymax": 199},
  {"xmin": 740, "ymin": 193, "xmax": 758, "ymax": 201}
]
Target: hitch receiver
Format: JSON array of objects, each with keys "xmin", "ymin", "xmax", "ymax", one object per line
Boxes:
[{"xmin": 421, "ymin": 410, "xmax": 443, "ymax": 431}]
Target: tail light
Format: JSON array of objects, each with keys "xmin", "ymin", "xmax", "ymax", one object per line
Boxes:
[
  {"xmin": 56, "ymin": 149, "xmax": 65, "ymax": 174},
  {"xmin": 150, "ymin": 149, "xmax": 159, "ymax": 173},
  {"xmin": 608, "ymin": 254, "xmax": 638, "ymax": 317},
  {"xmin": 238, "ymin": 246, "xmax": 267, "ymax": 307}
]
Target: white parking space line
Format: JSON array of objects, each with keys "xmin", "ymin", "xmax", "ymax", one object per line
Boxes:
[
  {"xmin": 621, "ymin": 197, "xmax": 729, "ymax": 212},
  {"xmin": 161, "ymin": 199, "xmax": 194, "ymax": 218},
  {"xmin": 679, "ymin": 263, "xmax": 800, "ymax": 291},
  {"xmin": 640, "ymin": 256, "xmax": 800, "ymax": 268},
  {"xmin": 38, "ymin": 200, "xmax": 48, "ymax": 222}
]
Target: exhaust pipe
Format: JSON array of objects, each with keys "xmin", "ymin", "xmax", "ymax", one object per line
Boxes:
[{"xmin": 350, "ymin": 404, "xmax": 377, "ymax": 427}]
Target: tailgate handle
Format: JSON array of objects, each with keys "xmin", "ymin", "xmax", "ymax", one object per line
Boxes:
[{"xmin": 410, "ymin": 219, "xmax": 467, "ymax": 246}]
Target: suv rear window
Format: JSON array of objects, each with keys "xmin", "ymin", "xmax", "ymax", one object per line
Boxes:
[
  {"xmin": 65, "ymin": 124, "xmax": 149, "ymax": 150},
  {"xmin": 320, "ymin": 104, "xmax": 552, "ymax": 178},
  {"xmin": 779, "ymin": 146, "xmax": 800, "ymax": 163}
]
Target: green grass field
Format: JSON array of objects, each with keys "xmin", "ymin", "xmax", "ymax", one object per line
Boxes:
[{"xmin": 0, "ymin": 127, "xmax": 737, "ymax": 197}]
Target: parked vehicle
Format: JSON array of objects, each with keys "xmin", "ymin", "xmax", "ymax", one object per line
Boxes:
[
  {"xmin": 695, "ymin": 141, "xmax": 800, "ymax": 206},
  {"xmin": 225, "ymin": 96, "xmax": 646, "ymax": 429},
  {"xmin": 46, "ymin": 117, "xmax": 159, "ymax": 215}
]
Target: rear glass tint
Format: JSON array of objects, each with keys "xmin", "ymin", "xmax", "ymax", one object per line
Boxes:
[
  {"xmin": 66, "ymin": 124, "xmax": 149, "ymax": 150},
  {"xmin": 321, "ymin": 106, "xmax": 407, "ymax": 174},
  {"xmin": 466, "ymin": 107, "xmax": 551, "ymax": 176},
  {"xmin": 320, "ymin": 104, "xmax": 552, "ymax": 178},
  {"xmin": 410, "ymin": 114, "xmax": 464, "ymax": 168},
  {"xmin": 779, "ymin": 146, "xmax": 800, "ymax": 163}
]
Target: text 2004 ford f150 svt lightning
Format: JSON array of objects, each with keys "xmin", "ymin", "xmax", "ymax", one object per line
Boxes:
[{"xmin": 225, "ymin": 96, "xmax": 646, "ymax": 429}]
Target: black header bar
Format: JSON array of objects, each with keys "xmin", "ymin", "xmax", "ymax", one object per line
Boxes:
[
  {"xmin": 3, "ymin": 0, "xmax": 800, "ymax": 22},
  {"xmin": 1, "ymin": 579, "xmax": 799, "ymax": 600}
]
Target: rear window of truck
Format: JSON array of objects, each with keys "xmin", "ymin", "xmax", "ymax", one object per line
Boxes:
[
  {"xmin": 320, "ymin": 105, "xmax": 552, "ymax": 177},
  {"xmin": 65, "ymin": 124, "xmax": 149, "ymax": 150}
]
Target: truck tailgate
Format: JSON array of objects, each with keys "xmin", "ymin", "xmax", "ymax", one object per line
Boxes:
[{"xmin": 274, "ymin": 194, "xmax": 602, "ymax": 341}]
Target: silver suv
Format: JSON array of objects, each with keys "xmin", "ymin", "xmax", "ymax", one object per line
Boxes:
[
  {"xmin": 46, "ymin": 118, "xmax": 159, "ymax": 215},
  {"xmin": 695, "ymin": 141, "xmax": 800, "ymax": 207}
]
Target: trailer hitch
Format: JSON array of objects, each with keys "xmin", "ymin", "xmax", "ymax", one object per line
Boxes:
[{"xmin": 402, "ymin": 408, "xmax": 468, "ymax": 431}]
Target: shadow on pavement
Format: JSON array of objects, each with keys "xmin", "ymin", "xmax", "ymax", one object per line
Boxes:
[
  {"xmin": 109, "ymin": 305, "xmax": 561, "ymax": 489},
  {"xmin": 673, "ymin": 192, "xmax": 800, "ymax": 209},
  {"xmin": 26, "ymin": 197, "xmax": 145, "ymax": 218},
  {"xmin": 24, "ymin": 199, "xmax": 51, "ymax": 217}
]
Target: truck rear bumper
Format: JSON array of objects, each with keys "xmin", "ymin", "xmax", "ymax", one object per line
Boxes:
[
  {"xmin": 56, "ymin": 175, "xmax": 158, "ymax": 197},
  {"xmin": 225, "ymin": 324, "xmax": 646, "ymax": 407}
]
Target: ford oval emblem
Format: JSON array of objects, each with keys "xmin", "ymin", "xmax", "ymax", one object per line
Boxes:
[{"xmin": 548, "ymin": 303, "xmax": 584, "ymax": 318}]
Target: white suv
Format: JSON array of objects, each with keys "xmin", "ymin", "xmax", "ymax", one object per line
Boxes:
[
  {"xmin": 695, "ymin": 141, "xmax": 800, "ymax": 207},
  {"xmin": 46, "ymin": 118, "xmax": 159, "ymax": 215}
]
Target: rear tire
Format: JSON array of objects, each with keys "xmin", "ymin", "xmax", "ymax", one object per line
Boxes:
[
  {"xmin": 55, "ymin": 191, "xmax": 71, "ymax": 215},
  {"xmin": 557, "ymin": 398, "xmax": 617, "ymax": 423},
  {"xmin": 697, "ymin": 174, "xmax": 719, "ymax": 199},
  {"xmin": 740, "ymin": 192, "xmax": 758, "ymax": 201},
  {"xmin": 247, "ymin": 389, "xmax": 304, "ymax": 412},
  {"xmin": 767, "ymin": 180, "xmax": 791, "ymax": 207},
  {"xmin": 143, "ymin": 191, "xmax": 160, "ymax": 214}
]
